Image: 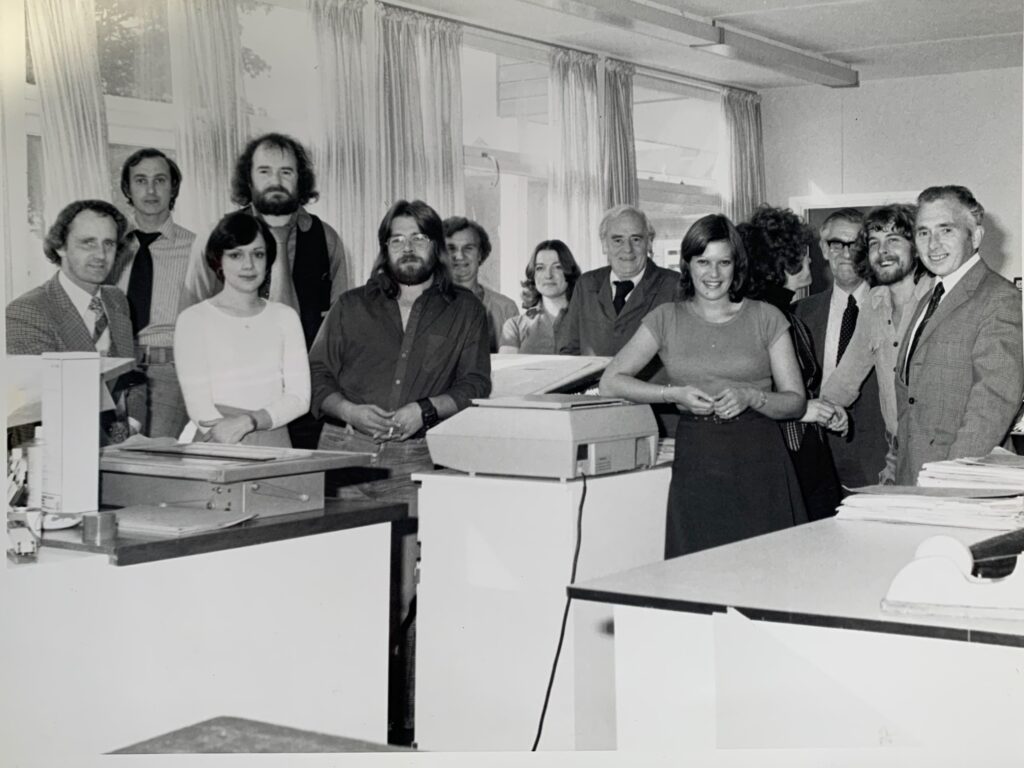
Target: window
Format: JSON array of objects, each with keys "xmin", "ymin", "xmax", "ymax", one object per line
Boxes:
[
  {"xmin": 461, "ymin": 36, "xmax": 552, "ymax": 303},
  {"xmin": 633, "ymin": 74, "xmax": 722, "ymax": 269}
]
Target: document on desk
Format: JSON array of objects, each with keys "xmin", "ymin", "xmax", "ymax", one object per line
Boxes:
[
  {"xmin": 837, "ymin": 491, "xmax": 1024, "ymax": 530},
  {"xmin": 115, "ymin": 505, "xmax": 255, "ymax": 537}
]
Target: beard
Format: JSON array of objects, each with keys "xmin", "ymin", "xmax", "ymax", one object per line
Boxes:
[
  {"xmin": 253, "ymin": 186, "xmax": 300, "ymax": 216},
  {"xmin": 389, "ymin": 251, "xmax": 436, "ymax": 286},
  {"xmin": 871, "ymin": 259, "xmax": 914, "ymax": 286}
]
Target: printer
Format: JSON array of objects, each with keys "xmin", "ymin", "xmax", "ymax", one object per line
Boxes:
[{"xmin": 425, "ymin": 395, "xmax": 659, "ymax": 480}]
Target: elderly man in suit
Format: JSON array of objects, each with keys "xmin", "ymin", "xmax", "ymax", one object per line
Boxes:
[
  {"xmin": 7, "ymin": 199, "xmax": 135, "ymax": 440},
  {"xmin": 795, "ymin": 208, "xmax": 889, "ymax": 490},
  {"xmin": 893, "ymin": 185, "xmax": 1023, "ymax": 485}
]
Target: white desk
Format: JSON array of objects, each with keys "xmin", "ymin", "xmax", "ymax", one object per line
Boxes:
[
  {"xmin": 570, "ymin": 519, "xmax": 1024, "ymax": 753},
  {"xmin": 1, "ymin": 502, "xmax": 400, "ymax": 763},
  {"xmin": 414, "ymin": 466, "xmax": 671, "ymax": 751}
]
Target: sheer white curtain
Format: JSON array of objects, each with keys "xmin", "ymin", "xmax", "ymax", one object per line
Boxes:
[
  {"xmin": 166, "ymin": 0, "xmax": 249, "ymax": 236},
  {"xmin": 308, "ymin": 0, "xmax": 376, "ymax": 286},
  {"xmin": 548, "ymin": 48, "xmax": 602, "ymax": 269},
  {"xmin": 720, "ymin": 88, "xmax": 766, "ymax": 224},
  {"xmin": 603, "ymin": 58, "xmax": 638, "ymax": 209},
  {"xmin": 377, "ymin": 4, "xmax": 464, "ymax": 217},
  {"xmin": 25, "ymin": 0, "xmax": 111, "ymax": 227}
]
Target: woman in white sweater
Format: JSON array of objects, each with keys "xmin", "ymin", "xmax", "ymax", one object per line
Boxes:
[{"xmin": 174, "ymin": 211, "xmax": 310, "ymax": 447}]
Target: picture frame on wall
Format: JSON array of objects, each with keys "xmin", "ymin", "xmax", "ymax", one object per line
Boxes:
[{"xmin": 789, "ymin": 191, "xmax": 919, "ymax": 296}]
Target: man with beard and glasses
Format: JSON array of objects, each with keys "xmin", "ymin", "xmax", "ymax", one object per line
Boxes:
[
  {"xmin": 181, "ymin": 133, "xmax": 347, "ymax": 447},
  {"xmin": 308, "ymin": 199, "xmax": 490, "ymax": 745},
  {"xmin": 806, "ymin": 204, "xmax": 934, "ymax": 483}
]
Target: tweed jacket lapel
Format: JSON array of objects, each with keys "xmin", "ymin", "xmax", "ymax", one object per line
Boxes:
[
  {"xmin": 46, "ymin": 274, "xmax": 96, "ymax": 351},
  {"xmin": 101, "ymin": 286, "xmax": 135, "ymax": 358}
]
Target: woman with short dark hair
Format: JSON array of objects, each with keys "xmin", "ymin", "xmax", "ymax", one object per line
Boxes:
[
  {"xmin": 601, "ymin": 213, "xmax": 807, "ymax": 557},
  {"xmin": 499, "ymin": 239, "xmax": 581, "ymax": 354},
  {"xmin": 174, "ymin": 211, "xmax": 309, "ymax": 446}
]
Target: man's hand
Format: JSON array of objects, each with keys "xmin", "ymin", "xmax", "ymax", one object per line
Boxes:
[
  {"xmin": 343, "ymin": 403, "xmax": 397, "ymax": 440},
  {"xmin": 389, "ymin": 402, "xmax": 425, "ymax": 441},
  {"xmin": 199, "ymin": 414, "xmax": 255, "ymax": 444}
]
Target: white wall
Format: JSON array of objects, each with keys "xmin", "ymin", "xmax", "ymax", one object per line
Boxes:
[{"xmin": 761, "ymin": 67, "xmax": 1023, "ymax": 280}]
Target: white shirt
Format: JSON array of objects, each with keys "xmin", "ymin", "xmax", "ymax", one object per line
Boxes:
[
  {"xmin": 902, "ymin": 253, "xmax": 982, "ymax": 379},
  {"xmin": 609, "ymin": 263, "xmax": 648, "ymax": 306},
  {"xmin": 58, "ymin": 271, "xmax": 110, "ymax": 354},
  {"xmin": 822, "ymin": 280, "xmax": 870, "ymax": 382}
]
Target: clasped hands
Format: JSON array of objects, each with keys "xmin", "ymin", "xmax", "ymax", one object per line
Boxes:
[
  {"xmin": 801, "ymin": 398, "xmax": 849, "ymax": 435},
  {"xmin": 344, "ymin": 402, "xmax": 423, "ymax": 443},
  {"xmin": 669, "ymin": 386, "xmax": 751, "ymax": 419}
]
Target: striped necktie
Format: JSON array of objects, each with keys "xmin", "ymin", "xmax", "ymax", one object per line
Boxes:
[{"xmin": 88, "ymin": 294, "xmax": 108, "ymax": 345}]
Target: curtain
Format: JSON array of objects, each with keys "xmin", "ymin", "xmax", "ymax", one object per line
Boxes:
[
  {"xmin": 25, "ymin": 0, "xmax": 111, "ymax": 228},
  {"xmin": 548, "ymin": 48, "xmax": 602, "ymax": 270},
  {"xmin": 378, "ymin": 4, "xmax": 464, "ymax": 219},
  {"xmin": 166, "ymin": 0, "xmax": 249, "ymax": 237},
  {"xmin": 720, "ymin": 88, "xmax": 766, "ymax": 224},
  {"xmin": 603, "ymin": 58, "xmax": 638, "ymax": 209},
  {"xmin": 309, "ymin": 0, "xmax": 375, "ymax": 287}
]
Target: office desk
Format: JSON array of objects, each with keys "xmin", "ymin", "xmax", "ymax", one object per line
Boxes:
[
  {"xmin": 414, "ymin": 466, "xmax": 670, "ymax": 751},
  {"xmin": 1, "ymin": 500, "xmax": 404, "ymax": 763},
  {"xmin": 570, "ymin": 519, "xmax": 1024, "ymax": 753}
]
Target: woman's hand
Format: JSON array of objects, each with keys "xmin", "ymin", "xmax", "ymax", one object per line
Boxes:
[
  {"xmin": 801, "ymin": 398, "xmax": 836, "ymax": 425},
  {"xmin": 712, "ymin": 387, "xmax": 752, "ymax": 419},
  {"xmin": 199, "ymin": 414, "xmax": 255, "ymax": 444},
  {"xmin": 667, "ymin": 386, "xmax": 715, "ymax": 415}
]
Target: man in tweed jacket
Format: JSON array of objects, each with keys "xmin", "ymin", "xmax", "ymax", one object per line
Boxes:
[
  {"xmin": 7, "ymin": 200, "xmax": 136, "ymax": 442},
  {"xmin": 892, "ymin": 186, "xmax": 1024, "ymax": 484}
]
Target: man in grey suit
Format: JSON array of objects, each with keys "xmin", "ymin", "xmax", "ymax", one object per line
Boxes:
[
  {"xmin": 893, "ymin": 185, "xmax": 1024, "ymax": 485},
  {"xmin": 795, "ymin": 209, "xmax": 889, "ymax": 489},
  {"xmin": 7, "ymin": 200, "xmax": 135, "ymax": 440}
]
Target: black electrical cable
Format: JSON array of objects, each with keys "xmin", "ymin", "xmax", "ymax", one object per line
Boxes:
[{"xmin": 531, "ymin": 472, "xmax": 587, "ymax": 751}]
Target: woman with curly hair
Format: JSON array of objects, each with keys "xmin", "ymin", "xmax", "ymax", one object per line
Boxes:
[
  {"xmin": 739, "ymin": 205, "xmax": 847, "ymax": 521},
  {"xmin": 601, "ymin": 213, "xmax": 807, "ymax": 557},
  {"xmin": 498, "ymin": 239, "xmax": 581, "ymax": 354}
]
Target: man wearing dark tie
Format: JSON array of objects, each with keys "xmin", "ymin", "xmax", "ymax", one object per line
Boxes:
[
  {"xmin": 892, "ymin": 185, "xmax": 1023, "ymax": 485},
  {"xmin": 109, "ymin": 148, "xmax": 196, "ymax": 438},
  {"xmin": 796, "ymin": 208, "xmax": 888, "ymax": 490},
  {"xmin": 6, "ymin": 200, "xmax": 135, "ymax": 442}
]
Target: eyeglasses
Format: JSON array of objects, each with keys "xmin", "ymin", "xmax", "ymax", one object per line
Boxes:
[
  {"xmin": 825, "ymin": 239, "xmax": 857, "ymax": 256},
  {"xmin": 387, "ymin": 233, "xmax": 431, "ymax": 252}
]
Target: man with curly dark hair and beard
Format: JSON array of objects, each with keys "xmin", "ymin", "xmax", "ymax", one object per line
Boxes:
[{"xmin": 181, "ymin": 133, "xmax": 348, "ymax": 447}]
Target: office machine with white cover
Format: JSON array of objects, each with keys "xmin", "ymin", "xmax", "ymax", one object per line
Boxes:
[{"xmin": 425, "ymin": 395, "xmax": 658, "ymax": 480}]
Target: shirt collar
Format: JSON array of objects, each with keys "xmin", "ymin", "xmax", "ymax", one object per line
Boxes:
[
  {"xmin": 831, "ymin": 280, "xmax": 870, "ymax": 308},
  {"xmin": 935, "ymin": 252, "xmax": 981, "ymax": 296},
  {"xmin": 58, "ymin": 270, "xmax": 99, "ymax": 315},
  {"xmin": 128, "ymin": 212, "xmax": 176, "ymax": 239},
  {"xmin": 610, "ymin": 261, "xmax": 647, "ymax": 288},
  {"xmin": 244, "ymin": 203, "xmax": 311, "ymax": 232}
]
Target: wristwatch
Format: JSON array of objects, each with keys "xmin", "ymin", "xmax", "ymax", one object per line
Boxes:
[{"xmin": 417, "ymin": 398, "xmax": 440, "ymax": 430}]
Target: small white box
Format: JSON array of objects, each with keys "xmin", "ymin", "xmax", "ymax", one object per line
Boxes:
[{"xmin": 41, "ymin": 352, "xmax": 100, "ymax": 515}]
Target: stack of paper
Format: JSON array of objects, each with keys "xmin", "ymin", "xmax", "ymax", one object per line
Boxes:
[
  {"xmin": 115, "ymin": 505, "xmax": 254, "ymax": 538},
  {"xmin": 917, "ymin": 448, "xmax": 1024, "ymax": 490},
  {"xmin": 837, "ymin": 485, "xmax": 1024, "ymax": 530}
]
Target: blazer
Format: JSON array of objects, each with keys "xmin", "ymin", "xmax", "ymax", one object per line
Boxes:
[
  {"xmin": 6, "ymin": 273, "xmax": 134, "ymax": 358},
  {"xmin": 894, "ymin": 259, "xmax": 1024, "ymax": 485},
  {"xmin": 556, "ymin": 260, "xmax": 678, "ymax": 378},
  {"xmin": 795, "ymin": 287, "xmax": 889, "ymax": 487}
]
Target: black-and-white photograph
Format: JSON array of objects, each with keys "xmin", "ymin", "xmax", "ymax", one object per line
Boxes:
[{"xmin": 3, "ymin": 2, "xmax": 1023, "ymax": 767}]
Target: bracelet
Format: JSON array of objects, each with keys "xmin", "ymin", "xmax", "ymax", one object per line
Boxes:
[
  {"xmin": 660, "ymin": 385, "xmax": 669, "ymax": 403},
  {"xmin": 754, "ymin": 390, "xmax": 768, "ymax": 411}
]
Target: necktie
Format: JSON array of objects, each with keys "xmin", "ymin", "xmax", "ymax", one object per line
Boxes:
[
  {"xmin": 267, "ymin": 225, "xmax": 299, "ymax": 310},
  {"xmin": 836, "ymin": 294, "xmax": 858, "ymax": 364},
  {"xmin": 904, "ymin": 282, "xmax": 945, "ymax": 383},
  {"xmin": 127, "ymin": 230, "xmax": 160, "ymax": 333},
  {"xmin": 612, "ymin": 280, "xmax": 634, "ymax": 315},
  {"xmin": 88, "ymin": 294, "xmax": 108, "ymax": 345}
]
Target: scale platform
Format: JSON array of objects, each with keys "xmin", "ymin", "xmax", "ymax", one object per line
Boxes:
[{"xmin": 100, "ymin": 442, "xmax": 373, "ymax": 518}]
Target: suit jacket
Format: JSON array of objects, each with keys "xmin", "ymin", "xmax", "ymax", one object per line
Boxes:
[
  {"xmin": 894, "ymin": 259, "xmax": 1024, "ymax": 485},
  {"xmin": 795, "ymin": 288, "xmax": 889, "ymax": 487},
  {"xmin": 6, "ymin": 273, "xmax": 134, "ymax": 358},
  {"xmin": 556, "ymin": 260, "xmax": 678, "ymax": 377}
]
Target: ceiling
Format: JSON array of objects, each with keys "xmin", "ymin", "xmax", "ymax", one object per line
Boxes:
[{"xmin": 396, "ymin": 0, "xmax": 1024, "ymax": 90}]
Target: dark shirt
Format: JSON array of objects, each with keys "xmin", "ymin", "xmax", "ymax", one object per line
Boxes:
[{"xmin": 309, "ymin": 276, "xmax": 491, "ymax": 419}]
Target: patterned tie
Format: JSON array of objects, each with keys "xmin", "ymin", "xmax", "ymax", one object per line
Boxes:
[
  {"xmin": 904, "ymin": 282, "xmax": 945, "ymax": 383},
  {"xmin": 88, "ymin": 294, "xmax": 108, "ymax": 345},
  {"xmin": 612, "ymin": 280, "xmax": 634, "ymax": 315},
  {"xmin": 127, "ymin": 230, "xmax": 160, "ymax": 333},
  {"xmin": 836, "ymin": 294, "xmax": 858, "ymax": 364}
]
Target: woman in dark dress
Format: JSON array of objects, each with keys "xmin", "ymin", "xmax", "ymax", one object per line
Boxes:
[
  {"xmin": 738, "ymin": 206, "xmax": 848, "ymax": 521},
  {"xmin": 601, "ymin": 214, "xmax": 807, "ymax": 557}
]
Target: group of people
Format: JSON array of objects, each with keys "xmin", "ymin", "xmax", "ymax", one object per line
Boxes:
[{"xmin": 5, "ymin": 128, "xmax": 1024, "ymax": 558}]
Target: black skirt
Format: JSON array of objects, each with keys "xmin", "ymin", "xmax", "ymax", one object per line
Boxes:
[{"xmin": 666, "ymin": 410, "xmax": 807, "ymax": 558}]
